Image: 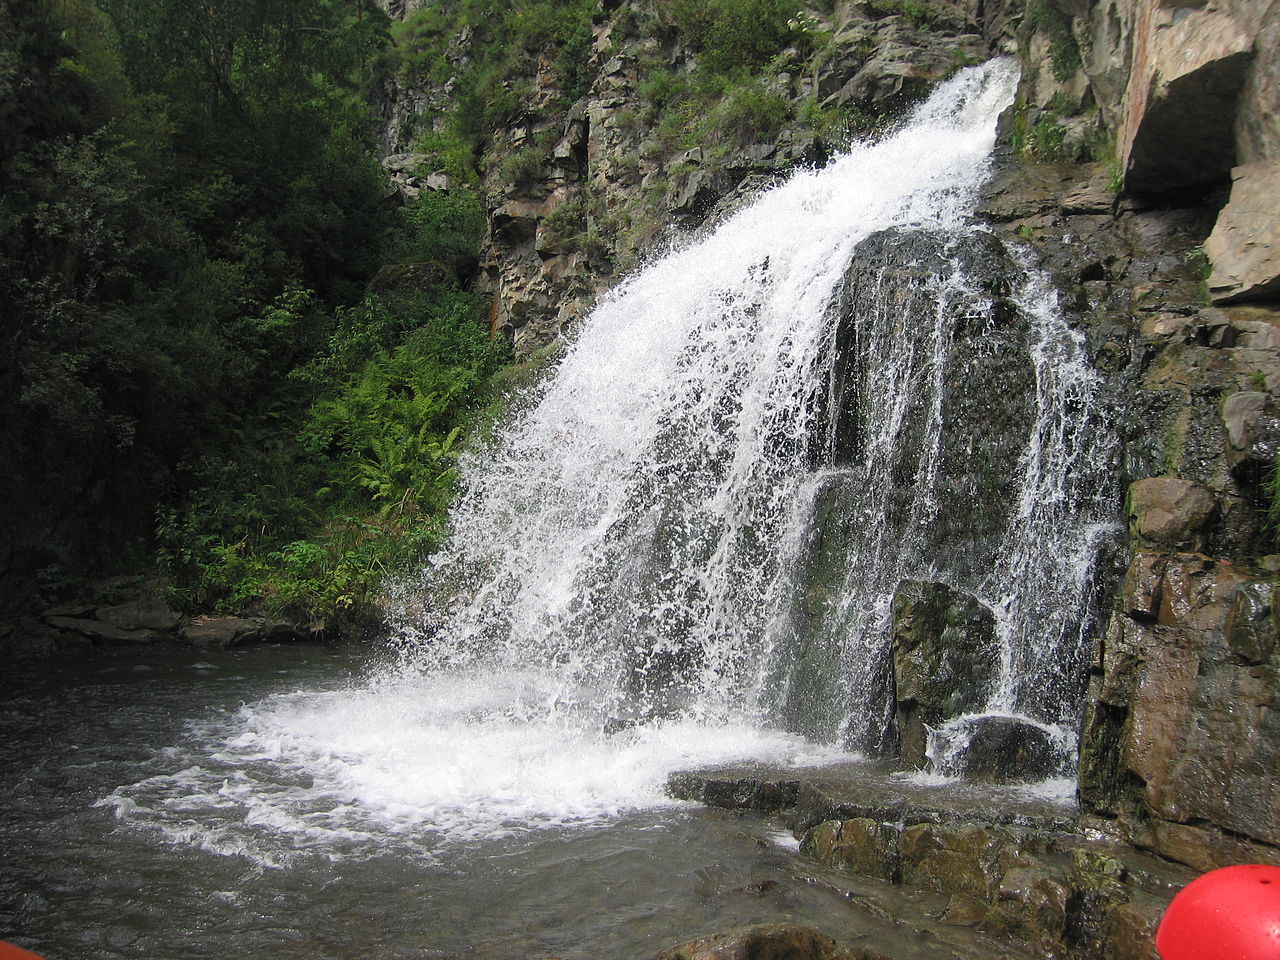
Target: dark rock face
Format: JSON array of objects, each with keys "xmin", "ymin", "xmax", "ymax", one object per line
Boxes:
[
  {"xmin": 936, "ymin": 715, "xmax": 1065, "ymax": 784},
  {"xmin": 890, "ymin": 581, "xmax": 1000, "ymax": 768},
  {"xmin": 776, "ymin": 227, "xmax": 1041, "ymax": 754},
  {"xmin": 825, "ymin": 229, "xmax": 1035, "ymax": 572}
]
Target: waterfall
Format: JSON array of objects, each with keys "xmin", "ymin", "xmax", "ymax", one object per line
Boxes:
[
  {"xmin": 95, "ymin": 59, "xmax": 1118, "ymax": 868},
  {"xmin": 388, "ymin": 55, "xmax": 1114, "ymax": 764}
]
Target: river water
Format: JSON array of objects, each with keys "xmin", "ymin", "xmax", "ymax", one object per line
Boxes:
[{"xmin": 2, "ymin": 644, "xmax": 1065, "ymax": 960}]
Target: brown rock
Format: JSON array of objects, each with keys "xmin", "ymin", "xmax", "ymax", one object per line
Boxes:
[
  {"xmin": 1122, "ymin": 552, "xmax": 1165, "ymax": 621},
  {"xmin": 1126, "ymin": 478, "xmax": 1217, "ymax": 550},
  {"xmin": 939, "ymin": 893, "xmax": 989, "ymax": 927},
  {"xmin": 1104, "ymin": 896, "xmax": 1165, "ymax": 960},
  {"xmin": 898, "ymin": 823, "xmax": 1021, "ymax": 900},
  {"xmin": 1224, "ymin": 581, "xmax": 1278, "ymax": 664},
  {"xmin": 998, "ymin": 865, "xmax": 1071, "ymax": 939},
  {"xmin": 650, "ymin": 922, "xmax": 883, "ymax": 960},
  {"xmin": 802, "ymin": 818, "xmax": 900, "ymax": 883}
]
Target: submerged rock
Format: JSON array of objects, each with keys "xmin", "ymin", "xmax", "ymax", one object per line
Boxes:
[
  {"xmin": 651, "ymin": 922, "xmax": 889, "ymax": 960},
  {"xmin": 932, "ymin": 716, "xmax": 1068, "ymax": 784}
]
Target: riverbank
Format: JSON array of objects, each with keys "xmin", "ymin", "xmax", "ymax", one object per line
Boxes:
[{"xmin": 0, "ymin": 572, "xmax": 375, "ymax": 661}]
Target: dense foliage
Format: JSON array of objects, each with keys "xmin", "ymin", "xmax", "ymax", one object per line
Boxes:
[{"xmin": 0, "ymin": 0, "xmax": 504, "ymax": 623}]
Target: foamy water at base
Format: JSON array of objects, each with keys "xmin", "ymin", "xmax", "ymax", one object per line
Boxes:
[
  {"xmin": 3, "ymin": 645, "xmax": 1038, "ymax": 960},
  {"xmin": 96, "ymin": 665, "xmax": 852, "ymax": 866}
]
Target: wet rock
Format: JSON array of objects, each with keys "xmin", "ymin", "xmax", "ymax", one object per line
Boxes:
[
  {"xmin": 1121, "ymin": 552, "xmax": 1165, "ymax": 621},
  {"xmin": 1206, "ymin": 161, "xmax": 1280, "ymax": 303},
  {"xmin": 1081, "ymin": 554, "xmax": 1280, "ymax": 865},
  {"xmin": 1223, "ymin": 580, "xmax": 1278, "ymax": 664},
  {"xmin": 179, "ymin": 616, "xmax": 263, "ymax": 648},
  {"xmin": 1126, "ymin": 478, "xmax": 1217, "ymax": 551},
  {"xmin": 666, "ymin": 772, "xmax": 801, "ymax": 812},
  {"xmin": 898, "ymin": 823, "xmax": 1023, "ymax": 901},
  {"xmin": 650, "ymin": 922, "xmax": 884, "ymax": 960},
  {"xmin": 935, "ymin": 716, "xmax": 1066, "ymax": 784},
  {"xmin": 997, "ymin": 865, "xmax": 1071, "ymax": 940},
  {"xmin": 939, "ymin": 893, "xmax": 989, "ymax": 927},
  {"xmin": 44, "ymin": 615, "xmax": 155, "ymax": 644},
  {"xmin": 1103, "ymin": 895, "xmax": 1164, "ymax": 960},
  {"xmin": 95, "ymin": 599, "xmax": 179, "ymax": 633},
  {"xmin": 802, "ymin": 818, "xmax": 901, "ymax": 883},
  {"xmin": 890, "ymin": 581, "xmax": 999, "ymax": 768}
]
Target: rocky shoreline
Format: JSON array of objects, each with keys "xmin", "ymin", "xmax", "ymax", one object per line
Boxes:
[
  {"xmin": 0, "ymin": 573, "xmax": 344, "ymax": 660},
  {"xmin": 663, "ymin": 764, "xmax": 1191, "ymax": 960}
]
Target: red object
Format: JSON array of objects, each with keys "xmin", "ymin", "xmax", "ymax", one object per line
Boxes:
[
  {"xmin": 0, "ymin": 943, "xmax": 47, "ymax": 960},
  {"xmin": 1157, "ymin": 864, "xmax": 1280, "ymax": 959}
]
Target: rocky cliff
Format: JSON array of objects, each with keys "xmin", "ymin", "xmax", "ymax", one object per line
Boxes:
[
  {"xmin": 378, "ymin": 0, "xmax": 1280, "ymax": 903},
  {"xmin": 993, "ymin": 0, "xmax": 1280, "ymax": 876}
]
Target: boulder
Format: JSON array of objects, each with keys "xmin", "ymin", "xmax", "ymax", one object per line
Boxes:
[
  {"xmin": 933, "ymin": 715, "xmax": 1068, "ymax": 784},
  {"xmin": 44, "ymin": 615, "xmax": 155, "ymax": 644},
  {"xmin": 95, "ymin": 599, "xmax": 179, "ymax": 633},
  {"xmin": 890, "ymin": 580, "xmax": 1000, "ymax": 767},
  {"xmin": 1126, "ymin": 478, "xmax": 1216, "ymax": 550},
  {"xmin": 179, "ymin": 616, "xmax": 263, "ymax": 648},
  {"xmin": 1220, "ymin": 390, "xmax": 1280, "ymax": 483},
  {"xmin": 1206, "ymin": 162, "xmax": 1280, "ymax": 303}
]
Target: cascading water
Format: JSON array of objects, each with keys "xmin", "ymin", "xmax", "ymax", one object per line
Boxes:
[{"xmin": 100, "ymin": 58, "xmax": 1116, "ymax": 866}]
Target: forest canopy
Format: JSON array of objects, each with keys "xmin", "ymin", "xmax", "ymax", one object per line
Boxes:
[{"xmin": 0, "ymin": 0, "xmax": 503, "ymax": 623}]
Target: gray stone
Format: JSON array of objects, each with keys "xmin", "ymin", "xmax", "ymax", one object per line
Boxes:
[
  {"xmin": 95, "ymin": 599, "xmax": 179, "ymax": 633},
  {"xmin": 380, "ymin": 152, "xmax": 430, "ymax": 173},
  {"xmin": 1207, "ymin": 161, "xmax": 1280, "ymax": 303},
  {"xmin": 179, "ymin": 616, "xmax": 263, "ymax": 648},
  {"xmin": 1220, "ymin": 390, "xmax": 1280, "ymax": 482},
  {"xmin": 44, "ymin": 615, "xmax": 154, "ymax": 644}
]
